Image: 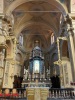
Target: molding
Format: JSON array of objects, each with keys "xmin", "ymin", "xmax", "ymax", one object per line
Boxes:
[
  {"xmin": 5, "ymin": 57, "xmax": 13, "ymax": 60},
  {"xmin": 11, "ymin": 60, "xmax": 22, "ymax": 65},
  {"xmin": 61, "ymin": 57, "xmax": 70, "ymax": 61},
  {"xmin": 69, "ymin": 13, "xmax": 75, "ymax": 17}
]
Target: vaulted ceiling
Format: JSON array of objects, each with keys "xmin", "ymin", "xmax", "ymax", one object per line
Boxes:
[{"xmin": 5, "ymin": 0, "xmax": 67, "ymax": 52}]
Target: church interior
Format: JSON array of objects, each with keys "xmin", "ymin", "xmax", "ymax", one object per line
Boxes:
[{"xmin": 0, "ymin": 0, "xmax": 75, "ymax": 99}]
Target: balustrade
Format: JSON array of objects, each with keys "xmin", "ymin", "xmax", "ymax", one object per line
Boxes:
[
  {"xmin": 49, "ymin": 88, "xmax": 75, "ymax": 99},
  {"xmin": 0, "ymin": 88, "xmax": 75, "ymax": 99}
]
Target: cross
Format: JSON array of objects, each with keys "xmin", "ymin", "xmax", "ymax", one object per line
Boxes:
[{"xmin": 54, "ymin": 60, "xmax": 63, "ymax": 66}]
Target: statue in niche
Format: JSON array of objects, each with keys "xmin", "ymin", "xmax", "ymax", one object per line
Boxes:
[
  {"xmin": 46, "ymin": 68, "xmax": 50, "ymax": 78},
  {"xmin": 24, "ymin": 68, "xmax": 28, "ymax": 80}
]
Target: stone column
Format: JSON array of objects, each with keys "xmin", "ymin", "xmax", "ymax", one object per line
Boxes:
[
  {"xmin": 64, "ymin": 15, "xmax": 75, "ymax": 82},
  {"xmin": 72, "ymin": 20, "xmax": 75, "ymax": 47},
  {"xmin": 67, "ymin": 26, "xmax": 75, "ymax": 81}
]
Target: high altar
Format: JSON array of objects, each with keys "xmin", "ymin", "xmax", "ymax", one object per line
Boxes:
[
  {"xmin": 26, "ymin": 87, "xmax": 49, "ymax": 100},
  {"xmin": 22, "ymin": 45, "xmax": 51, "ymax": 100}
]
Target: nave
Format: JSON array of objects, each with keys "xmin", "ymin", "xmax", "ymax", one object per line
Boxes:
[{"xmin": 0, "ymin": 0, "xmax": 75, "ymax": 100}]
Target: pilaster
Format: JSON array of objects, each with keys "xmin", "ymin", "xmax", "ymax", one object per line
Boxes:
[
  {"xmin": 72, "ymin": 20, "xmax": 75, "ymax": 47},
  {"xmin": 67, "ymin": 26, "xmax": 75, "ymax": 81}
]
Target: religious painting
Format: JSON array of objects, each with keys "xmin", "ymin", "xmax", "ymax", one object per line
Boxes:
[{"xmin": 33, "ymin": 60, "xmax": 40, "ymax": 73}]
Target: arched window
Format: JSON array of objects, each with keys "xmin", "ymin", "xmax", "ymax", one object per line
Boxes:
[
  {"xmin": 19, "ymin": 34, "xmax": 23, "ymax": 45},
  {"xmin": 51, "ymin": 33, "xmax": 55, "ymax": 44}
]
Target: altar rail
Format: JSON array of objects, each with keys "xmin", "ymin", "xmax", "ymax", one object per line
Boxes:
[
  {"xmin": 49, "ymin": 88, "xmax": 75, "ymax": 99},
  {"xmin": 1, "ymin": 88, "xmax": 75, "ymax": 99}
]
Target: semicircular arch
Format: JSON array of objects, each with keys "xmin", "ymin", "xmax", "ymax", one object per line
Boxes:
[
  {"xmin": 6, "ymin": 0, "xmax": 67, "ymax": 15},
  {"xmin": 15, "ymin": 21, "xmax": 56, "ymax": 38}
]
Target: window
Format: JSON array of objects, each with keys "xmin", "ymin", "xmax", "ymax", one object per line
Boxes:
[
  {"xmin": 19, "ymin": 35, "xmax": 23, "ymax": 45},
  {"xmin": 51, "ymin": 34, "xmax": 55, "ymax": 44}
]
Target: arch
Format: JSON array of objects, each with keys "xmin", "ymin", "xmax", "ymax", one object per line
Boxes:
[
  {"xmin": 14, "ymin": 13, "xmax": 58, "ymax": 37},
  {"xmin": 6, "ymin": 0, "xmax": 67, "ymax": 15},
  {"xmin": 24, "ymin": 33, "xmax": 49, "ymax": 50},
  {"xmin": 5, "ymin": 0, "xmax": 67, "ymax": 39},
  {"xmin": 15, "ymin": 21, "xmax": 56, "ymax": 38}
]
